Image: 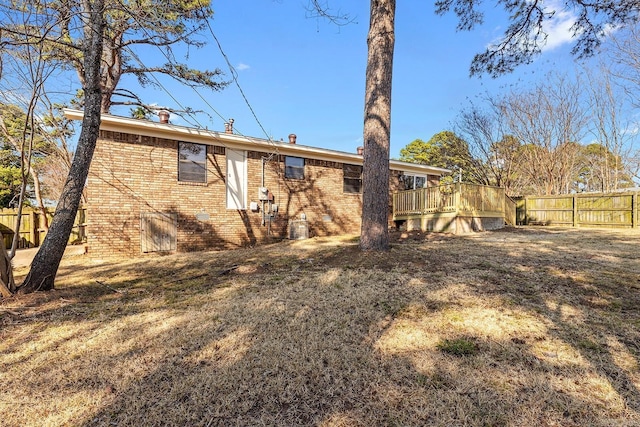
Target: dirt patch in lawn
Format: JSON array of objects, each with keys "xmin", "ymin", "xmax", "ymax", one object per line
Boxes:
[{"xmin": 1, "ymin": 227, "xmax": 640, "ymax": 426}]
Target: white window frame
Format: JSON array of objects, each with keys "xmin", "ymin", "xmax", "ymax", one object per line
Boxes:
[
  {"xmin": 403, "ymin": 173, "xmax": 427, "ymax": 190},
  {"xmin": 285, "ymin": 156, "xmax": 305, "ymax": 180},
  {"xmin": 178, "ymin": 142, "xmax": 207, "ymax": 183},
  {"xmin": 343, "ymin": 164, "xmax": 363, "ymax": 193}
]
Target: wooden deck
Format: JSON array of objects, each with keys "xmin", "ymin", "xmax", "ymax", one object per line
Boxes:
[{"xmin": 392, "ymin": 183, "xmax": 514, "ymax": 233}]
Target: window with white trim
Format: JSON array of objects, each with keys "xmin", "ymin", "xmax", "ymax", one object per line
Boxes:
[
  {"xmin": 403, "ymin": 174, "xmax": 427, "ymax": 190},
  {"xmin": 343, "ymin": 164, "xmax": 362, "ymax": 193},
  {"xmin": 285, "ymin": 156, "xmax": 305, "ymax": 179},
  {"xmin": 178, "ymin": 142, "xmax": 207, "ymax": 183}
]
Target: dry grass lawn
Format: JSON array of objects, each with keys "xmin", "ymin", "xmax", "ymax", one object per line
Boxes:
[{"xmin": 1, "ymin": 227, "xmax": 640, "ymax": 426}]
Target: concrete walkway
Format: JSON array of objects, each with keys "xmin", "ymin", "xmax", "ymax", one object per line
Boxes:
[{"xmin": 11, "ymin": 245, "xmax": 87, "ymax": 268}]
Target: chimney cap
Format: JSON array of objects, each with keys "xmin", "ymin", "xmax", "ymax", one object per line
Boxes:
[
  {"xmin": 158, "ymin": 110, "xmax": 170, "ymax": 124},
  {"xmin": 224, "ymin": 118, "xmax": 235, "ymax": 134},
  {"xmin": 288, "ymin": 133, "xmax": 297, "ymax": 144}
]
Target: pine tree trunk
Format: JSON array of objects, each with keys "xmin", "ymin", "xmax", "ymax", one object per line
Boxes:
[
  {"xmin": 0, "ymin": 241, "xmax": 14, "ymax": 297},
  {"xmin": 360, "ymin": 0, "xmax": 395, "ymax": 251},
  {"xmin": 18, "ymin": 0, "xmax": 105, "ymax": 294}
]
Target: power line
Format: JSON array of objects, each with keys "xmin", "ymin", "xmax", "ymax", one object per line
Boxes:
[
  {"xmin": 205, "ymin": 19, "xmax": 272, "ymax": 141},
  {"xmin": 122, "ymin": 46, "xmax": 274, "ymax": 160},
  {"xmin": 113, "ymin": 0, "xmax": 278, "ymax": 151},
  {"xmin": 122, "ymin": 46, "xmax": 204, "ymax": 129}
]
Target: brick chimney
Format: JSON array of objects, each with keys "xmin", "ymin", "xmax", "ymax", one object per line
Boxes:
[
  {"xmin": 288, "ymin": 134, "xmax": 297, "ymax": 144},
  {"xmin": 224, "ymin": 118, "xmax": 235, "ymax": 134},
  {"xmin": 158, "ymin": 110, "xmax": 170, "ymax": 124},
  {"xmin": 357, "ymin": 146, "xmax": 364, "ymax": 155}
]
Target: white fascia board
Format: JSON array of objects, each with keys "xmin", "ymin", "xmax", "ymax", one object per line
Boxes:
[
  {"xmin": 64, "ymin": 109, "xmax": 450, "ymax": 175},
  {"xmin": 390, "ymin": 160, "xmax": 451, "ymax": 176}
]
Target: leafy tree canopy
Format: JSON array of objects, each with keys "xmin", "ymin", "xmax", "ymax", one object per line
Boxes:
[
  {"xmin": 0, "ymin": 166, "xmax": 32, "ymax": 208},
  {"xmin": 1, "ymin": 0, "xmax": 227, "ymax": 114},
  {"xmin": 0, "ymin": 102, "xmax": 57, "ymax": 157},
  {"xmin": 400, "ymin": 131, "xmax": 476, "ymax": 181},
  {"xmin": 577, "ymin": 142, "xmax": 635, "ymax": 192},
  {"xmin": 0, "ymin": 102, "xmax": 73, "ymax": 208},
  {"xmin": 436, "ymin": 0, "xmax": 640, "ymax": 76}
]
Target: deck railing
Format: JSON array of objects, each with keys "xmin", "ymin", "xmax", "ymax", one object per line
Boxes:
[{"xmin": 392, "ymin": 183, "xmax": 507, "ymax": 219}]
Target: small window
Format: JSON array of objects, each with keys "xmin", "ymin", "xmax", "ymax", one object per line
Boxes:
[
  {"xmin": 178, "ymin": 142, "xmax": 206, "ymax": 183},
  {"xmin": 403, "ymin": 174, "xmax": 427, "ymax": 190},
  {"xmin": 343, "ymin": 164, "xmax": 362, "ymax": 193},
  {"xmin": 285, "ymin": 156, "xmax": 305, "ymax": 179}
]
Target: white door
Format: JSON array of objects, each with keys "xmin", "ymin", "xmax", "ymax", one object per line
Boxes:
[{"xmin": 226, "ymin": 149, "xmax": 247, "ymax": 210}]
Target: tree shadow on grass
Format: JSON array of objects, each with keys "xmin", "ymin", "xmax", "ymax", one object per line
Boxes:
[
  {"xmin": 2, "ymin": 228, "xmax": 639, "ymax": 426},
  {"xmin": 456, "ymin": 228, "xmax": 640, "ymax": 413}
]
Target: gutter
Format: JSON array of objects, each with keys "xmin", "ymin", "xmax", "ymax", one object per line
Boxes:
[{"xmin": 63, "ymin": 109, "xmax": 451, "ymax": 176}]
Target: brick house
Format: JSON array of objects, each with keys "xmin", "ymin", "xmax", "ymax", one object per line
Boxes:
[{"xmin": 65, "ymin": 110, "xmax": 449, "ymax": 258}]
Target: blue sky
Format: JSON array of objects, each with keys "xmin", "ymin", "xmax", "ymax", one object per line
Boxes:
[{"xmin": 119, "ymin": 0, "xmax": 585, "ymax": 159}]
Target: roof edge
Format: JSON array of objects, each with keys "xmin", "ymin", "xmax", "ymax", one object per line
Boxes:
[{"xmin": 64, "ymin": 109, "xmax": 451, "ymax": 175}]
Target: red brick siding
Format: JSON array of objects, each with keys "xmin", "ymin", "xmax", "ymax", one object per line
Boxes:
[
  {"xmin": 87, "ymin": 132, "xmax": 441, "ymax": 258},
  {"xmin": 88, "ymin": 133, "xmax": 366, "ymax": 257}
]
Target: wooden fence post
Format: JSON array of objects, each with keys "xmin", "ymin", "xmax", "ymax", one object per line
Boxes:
[
  {"xmin": 572, "ymin": 195, "xmax": 578, "ymax": 227},
  {"xmin": 633, "ymin": 192, "xmax": 638, "ymax": 228},
  {"xmin": 29, "ymin": 210, "xmax": 36, "ymax": 247}
]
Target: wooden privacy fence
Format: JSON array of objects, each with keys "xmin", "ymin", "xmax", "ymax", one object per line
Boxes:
[
  {"xmin": 504, "ymin": 196, "xmax": 517, "ymax": 226},
  {"xmin": 0, "ymin": 207, "xmax": 87, "ymax": 249},
  {"xmin": 515, "ymin": 192, "xmax": 639, "ymax": 228}
]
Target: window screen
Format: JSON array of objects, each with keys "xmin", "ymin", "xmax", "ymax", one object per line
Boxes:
[
  {"xmin": 343, "ymin": 164, "xmax": 362, "ymax": 193},
  {"xmin": 285, "ymin": 156, "xmax": 305, "ymax": 179},
  {"xmin": 403, "ymin": 174, "xmax": 427, "ymax": 190}
]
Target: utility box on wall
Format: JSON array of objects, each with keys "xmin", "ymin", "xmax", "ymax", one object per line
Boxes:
[
  {"xmin": 288, "ymin": 220, "xmax": 309, "ymax": 240},
  {"xmin": 258, "ymin": 187, "xmax": 269, "ymax": 201}
]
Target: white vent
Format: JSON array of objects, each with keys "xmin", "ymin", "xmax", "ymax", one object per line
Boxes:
[{"xmin": 288, "ymin": 220, "xmax": 309, "ymax": 240}]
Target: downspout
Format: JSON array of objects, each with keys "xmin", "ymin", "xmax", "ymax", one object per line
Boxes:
[
  {"xmin": 260, "ymin": 153, "xmax": 276, "ymax": 229},
  {"xmin": 262, "ymin": 156, "xmax": 266, "ymax": 227}
]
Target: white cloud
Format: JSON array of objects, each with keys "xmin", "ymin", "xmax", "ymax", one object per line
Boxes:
[
  {"xmin": 622, "ymin": 123, "xmax": 640, "ymax": 136},
  {"xmin": 540, "ymin": 0, "xmax": 621, "ymax": 51},
  {"xmin": 541, "ymin": 6, "xmax": 577, "ymax": 51},
  {"xmin": 486, "ymin": 2, "xmax": 578, "ymax": 52},
  {"xmin": 236, "ymin": 63, "xmax": 250, "ymax": 71}
]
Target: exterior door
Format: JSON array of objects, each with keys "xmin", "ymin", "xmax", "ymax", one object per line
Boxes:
[{"xmin": 226, "ymin": 149, "xmax": 247, "ymax": 210}]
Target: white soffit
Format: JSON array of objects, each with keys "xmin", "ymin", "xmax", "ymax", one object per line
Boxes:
[{"xmin": 64, "ymin": 109, "xmax": 450, "ymax": 175}]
